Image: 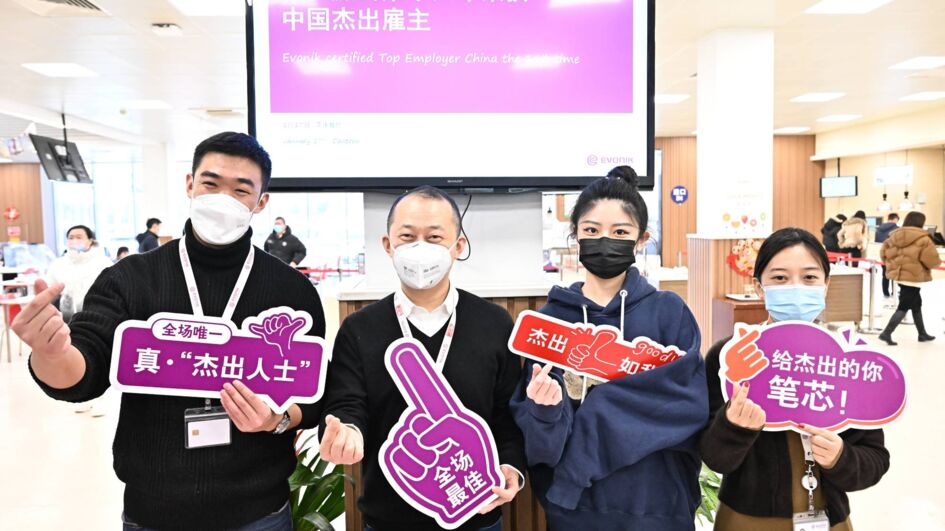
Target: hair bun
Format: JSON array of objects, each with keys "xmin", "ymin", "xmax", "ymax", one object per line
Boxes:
[{"xmin": 606, "ymin": 165, "xmax": 640, "ymax": 189}]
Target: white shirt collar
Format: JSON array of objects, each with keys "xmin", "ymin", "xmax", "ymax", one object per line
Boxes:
[{"xmin": 395, "ymin": 284, "xmax": 458, "ymax": 337}]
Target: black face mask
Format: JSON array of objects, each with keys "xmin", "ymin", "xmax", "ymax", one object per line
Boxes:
[{"xmin": 578, "ymin": 237, "xmax": 637, "ymax": 279}]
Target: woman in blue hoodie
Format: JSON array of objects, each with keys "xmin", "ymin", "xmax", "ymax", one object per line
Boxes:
[{"xmin": 510, "ymin": 166, "xmax": 709, "ymax": 531}]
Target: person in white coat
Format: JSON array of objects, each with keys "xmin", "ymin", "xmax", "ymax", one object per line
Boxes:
[{"xmin": 45, "ymin": 225, "xmax": 113, "ymax": 415}]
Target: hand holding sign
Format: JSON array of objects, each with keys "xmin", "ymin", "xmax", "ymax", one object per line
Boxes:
[
  {"xmin": 248, "ymin": 313, "xmax": 307, "ymax": 358},
  {"xmin": 723, "ymin": 326, "xmax": 767, "ymax": 384},
  {"xmin": 719, "ymin": 322, "xmax": 907, "ymax": 433},
  {"xmin": 801, "ymin": 425, "xmax": 844, "ymax": 469},
  {"xmin": 380, "ymin": 339, "xmax": 503, "ymax": 530}
]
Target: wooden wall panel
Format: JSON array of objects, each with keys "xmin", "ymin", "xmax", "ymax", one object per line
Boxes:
[
  {"xmin": 657, "ymin": 135, "xmax": 824, "ymax": 270},
  {"xmin": 688, "ymin": 237, "xmax": 757, "ymax": 352},
  {"xmin": 773, "ymin": 136, "xmax": 825, "ymax": 236},
  {"xmin": 0, "ymin": 164, "xmax": 43, "ymax": 243},
  {"xmin": 656, "ymin": 137, "xmax": 697, "ymax": 268}
]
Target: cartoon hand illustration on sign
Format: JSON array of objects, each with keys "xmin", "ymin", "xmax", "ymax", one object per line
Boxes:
[
  {"xmin": 380, "ymin": 339, "xmax": 503, "ymax": 530},
  {"xmin": 248, "ymin": 312, "xmax": 307, "ymax": 358},
  {"xmin": 567, "ymin": 328, "xmax": 619, "ymax": 376},
  {"xmin": 723, "ymin": 325, "xmax": 767, "ymax": 383}
]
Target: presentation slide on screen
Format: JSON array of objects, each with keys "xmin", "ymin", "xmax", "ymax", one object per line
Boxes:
[{"xmin": 252, "ymin": 0, "xmax": 649, "ymax": 180}]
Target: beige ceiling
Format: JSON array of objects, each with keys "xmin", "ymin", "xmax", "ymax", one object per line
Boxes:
[{"xmin": 1, "ymin": 0, "xmax": 944, "ymax": 142}]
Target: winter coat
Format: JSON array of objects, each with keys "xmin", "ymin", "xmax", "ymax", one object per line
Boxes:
[
  {"xmin": 136, "ymin": 231, "xmax": 159, "ymax": 253},
  {"xmin": 837, "ymin": 218, "xmax": 867, "ymax": 250},
  {"xmin": 45, "ymin": 246, "xmax": 113, "ymax": 321},
  {"xmin": 821, "ymin": 218, "xmax": 844, "ymax": 252},
  {"xmin": 880, "ymin": 227, "xmax": 942, "ymax": 283},
  {"xmin": 264, "ymin": 226, "xmax": 306, "ymax": 265}
]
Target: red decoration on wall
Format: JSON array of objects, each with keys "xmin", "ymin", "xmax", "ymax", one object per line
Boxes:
[
  {"xmin": 726, "ymin": 238, "xmax": 762, "ymax": 277},
  {"xmin": 3, "ymin": 207, "xmax": 20, "ymax": 221}
]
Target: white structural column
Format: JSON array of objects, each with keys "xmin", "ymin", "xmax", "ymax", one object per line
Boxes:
[{"xmin": 696, "ymin": 29, "xmax": 774, "ymax": 238}]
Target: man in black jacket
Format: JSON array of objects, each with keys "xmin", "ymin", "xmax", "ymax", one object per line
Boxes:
[
  {"xmin": 265, "ymin": 217, "xmax": 307, "ymax": 266},
  {"xmin": 318, "ymin": 186, "xmax": 526, "ymax": 531},
  {"xmin": 135, "ymin": 217, "xmax": 161, "ymax": 253},
  {"xmin": 12, "ymin": 132, "xmax": 325, "ymax": 531}
]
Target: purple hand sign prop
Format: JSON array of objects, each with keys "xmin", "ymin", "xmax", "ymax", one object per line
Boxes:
[
  {"xmin": 720, "ymin": 322, "xmax": 906, "ymax": 433},
  {"xmin": 379, "ymin": 338, "xmax": 504, "ymax": 530},
  {"xmin": 109, "ymin": 307, "xmax": 329, "ymax": 413}
]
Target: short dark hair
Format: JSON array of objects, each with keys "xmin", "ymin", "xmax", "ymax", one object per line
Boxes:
[
  {"xmin": 888, "ymin": 213, "xmax": 900, "ymax": 221},
  {"xmin": 754, "ymin": 227, "xmax": 831, "ymax": 281},
  {"xmin": 902, "ymin": 211, "xmax": 926, "ymax": 228},
  {"xmin": 192, "ymin": 132, "xmax": 272, "ymax": 193},
  {"xmin": 146, "ymin": 218, "xmax": 161, "ymax": 229},
  {"xmin": 275, "ymin": 217, "xmax": 286, "ymax": 223},
  {"xmin": 836, "ymin": 214, "xmax": 848, "ymax": 222},
  {"xmin": 66, "ymin": 225, "xmax": 95, "ymax": 241},
  {"xmin": 569, "ymin": 166, "xmax": 648, "ymax": 237},
  {"xmin": 386, "ymin": 186, "xmax": 462, "ymax": 236},
  {"xmin": 853, "ymin": 210, "xmax": 867, "ymax": 220},
  {"xmin": 117, "ymin": 246, "xmax": 129, "ymax": 256}
]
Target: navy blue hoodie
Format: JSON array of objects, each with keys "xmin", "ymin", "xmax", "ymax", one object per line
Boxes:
[{"xmin": 510, "ymin": 268, "xmax": 708, "ymax": 531}]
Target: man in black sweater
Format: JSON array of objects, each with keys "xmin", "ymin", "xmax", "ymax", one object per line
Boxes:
[
  {"xmin": 318, "ymin": 186, "xmax": 526, "ymax": 531},
  {"xmin": 12, "ymin": 132, "xmax": 326, "ymax": 530},
  {"xmin": 264, "ymin": 216, "xmax": 307, "ymax": 266}
]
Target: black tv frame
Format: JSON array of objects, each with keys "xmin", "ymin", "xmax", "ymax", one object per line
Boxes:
[
  {"xmin": 28, "ymin": 133, "xmax": 91, "ymax": 184},
  {"xmin": 245, "ymin": 0, "xmax": 656, "ymax": 192}
]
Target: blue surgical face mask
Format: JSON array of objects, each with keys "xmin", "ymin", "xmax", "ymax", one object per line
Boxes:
[
  {"xmin": 273, "ymin": 225, "xmax": 283, "ymax": 234},
  {"xmin": 762, "ymin": 284, "xmax": 826, "ymax": 322}
]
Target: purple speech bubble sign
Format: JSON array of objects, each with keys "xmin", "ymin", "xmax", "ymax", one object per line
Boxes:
[
  {"xmin": 379, "ymin": 338, "xmax": 504, "ymax": 530},
  {"xmin": 719, "ymin": 321, "xmax": 906, "ymax": 433},
  {"xmin": 109, "ymin": 307, "xmax": 330, "ymax": 413}
]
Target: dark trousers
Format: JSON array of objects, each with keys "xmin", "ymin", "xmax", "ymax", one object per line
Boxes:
[
  {"xmin": 882, "ymin": 266, "xmax": 891, "ymax": 297},
  {"xmin": 896, "ymin": 285, "xmax": 922, "ymax": 313}
]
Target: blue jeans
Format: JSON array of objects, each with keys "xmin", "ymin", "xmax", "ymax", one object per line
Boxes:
[
  {"xmin": 122, "ymin": 501, "xmax": 292, "ymax": 531},
  {"xmin": 366, "ymin": 519, "xmax": 502, "ymax": 531}
]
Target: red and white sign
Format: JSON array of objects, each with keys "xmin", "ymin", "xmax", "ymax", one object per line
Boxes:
[
  {"xmin": 508, "ymin": 310, "xmax": 684, "ymax": 381},
  {"xmin": 3, "ymin": 207, "xmax": 20, "ymax": 221}
]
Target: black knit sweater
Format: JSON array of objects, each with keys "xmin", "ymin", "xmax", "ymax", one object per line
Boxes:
[
  {"xmin": 30, "ymin": 222, "xmax": 326, "ymax": 530},
  {"xmin": 319, "ymin": 291, "xmax": 526, "ymax": 531}
]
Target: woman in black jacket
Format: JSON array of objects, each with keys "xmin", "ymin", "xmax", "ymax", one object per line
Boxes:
[{"xmin": 700, "ymin": 228, "xmax": 889, "ymax": 530}]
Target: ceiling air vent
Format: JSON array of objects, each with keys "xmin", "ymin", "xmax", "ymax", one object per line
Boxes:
[{"xmin": 12, "ymin": 0, "xmax": 107, "ymax": 17}]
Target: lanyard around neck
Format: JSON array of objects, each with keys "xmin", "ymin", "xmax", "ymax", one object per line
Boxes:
[
  {"xmin": 179, "ymin": 237, "xmax": 255, "ymax": 322},
  {"xmin": 394, "ymin": 294, "xmax": 457, "ymax": 372}
]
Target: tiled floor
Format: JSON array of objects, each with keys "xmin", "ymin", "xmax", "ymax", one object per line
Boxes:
[{"xmin": 1, "ymin": 283, "xmax": 944, "ymax": 530}]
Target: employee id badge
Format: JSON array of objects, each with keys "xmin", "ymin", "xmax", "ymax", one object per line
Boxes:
[
  {"xmin": 184, "ymin": 406, "xmax": 231, "ymax": 449},
  {"xmin": 793, "ymin": 510, "xmax": 830, "ymax": 531}
]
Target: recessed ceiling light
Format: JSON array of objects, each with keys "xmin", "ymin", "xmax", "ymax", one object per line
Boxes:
[
  {"xmin": 790, "ymin": 92, "xmax": 845, "ymax": 103},
  {"xmin": 804, "ymin": 0, "xmax": 893, "ymax": 15},
  {"xmin": 889, "ymin": 56, "xmax": 945, "ymax": 70},
  {"xmin": 774, "ymin": 126, "xmax": 812, "ymax": 134},
  {"xmin": 151, "ymin": 23, "xmax": 183, "ymax": 37},
  {"xmin": 122, "ymin": 99, "xmax": 173, "ymax": 110},
  {"xmin": 21, "ymin": 62, "xmax": 97, "ymax": 78},
  {"xmin": 167, "ymin": 0, "xmax": 243, "ymax": 17},
  {"xmin": 654, "ymin": 94, "xmax": 690, "ymax": 104},
  {"xmin": 816, "ymin": 114, "xmax": 862, "ymax": 123},
  {"xmin": 900, "ymin": 91, "xmax": 945, "ymax": 102}
]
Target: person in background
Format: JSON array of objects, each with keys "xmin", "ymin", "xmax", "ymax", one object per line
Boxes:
[
  {"xmin": 115, "ymin": 246, "xmax": 130, "ymax": 262},
  {"xmin": 820, "ymin": 214, "xmax": 846, "ymax": 253},
  {"xmin": 45, "ymin": 225, "xmax": 115, "ymax": 416},
  {"xmin": 837, "ymin": 210, "xmax": 868, "ymax": 259},
  {"xmin": 318, "ymin": 186, "xmax": 525, "ymax": 531},
  {"xmin": 701, "ymin": 227, "xmax": 889, "ymax": 530},
  {"xmin": 874, "ymin": 213, "xmax": 900, "ymax": 298},
  {"xmin": 135, "ymin": 218, "xmax": 161, "ymax": 253},
  {"xmin": 879, "ymin": 211, "xmax": 942, "ymax": 345},
  {"xmin": 264, "ymin": 216, "xmax": 306, "ymax": 267},
  {"xmin": 510, "ymin": 166, "xmax": 708, "ymax": 531},
  {"xmin": 46, "ymin": 225, "xmax": 114, "ymax": 323},
  {"xmin": 13, "ymin": 132, "xmax": 326, "ymax": 530}
]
